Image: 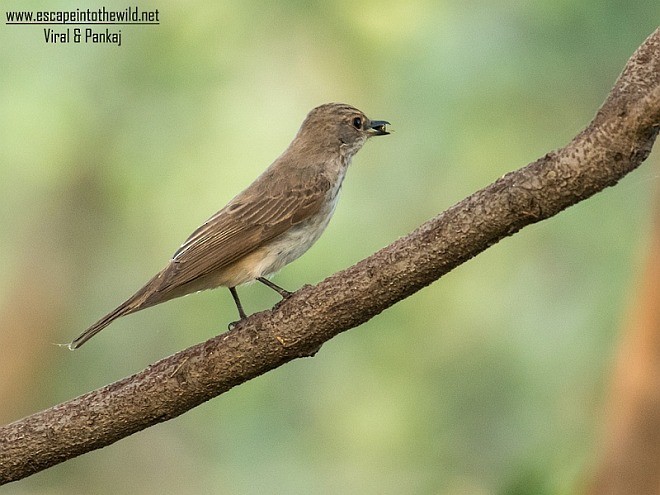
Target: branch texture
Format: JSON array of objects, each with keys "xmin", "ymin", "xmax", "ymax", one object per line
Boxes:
[{"xmin": 2, "ymin": 28, "xmax": 659, "ymax": 485}]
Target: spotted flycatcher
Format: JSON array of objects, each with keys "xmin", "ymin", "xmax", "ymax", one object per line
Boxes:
[{"xmin": 68, "ymin": 103, "xmax": 389, "ymax": 349}]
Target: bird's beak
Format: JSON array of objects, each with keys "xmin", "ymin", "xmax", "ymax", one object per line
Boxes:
[{"xmin": 367, "ymin": 120, "xmax": 390, "ymax": 136}]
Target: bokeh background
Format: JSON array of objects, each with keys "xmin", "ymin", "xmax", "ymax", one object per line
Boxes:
[{"xmin": 1, "ymin": 1, "xmax": 659, "ymax": 494}]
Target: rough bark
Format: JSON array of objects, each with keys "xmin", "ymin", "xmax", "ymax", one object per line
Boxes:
[{"xmin": 1, "ymin": 28, "xmax": 659, "ymax": 486}]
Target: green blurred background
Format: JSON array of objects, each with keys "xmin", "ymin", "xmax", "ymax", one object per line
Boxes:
[{"xmin": 1, "ymin": 1, "xmax": 658, "ymax": 494}]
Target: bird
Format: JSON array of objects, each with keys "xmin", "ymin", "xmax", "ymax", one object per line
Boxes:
[{"xmin": 68, "ymin": 103, "xmax": 390, "ymax": 349}]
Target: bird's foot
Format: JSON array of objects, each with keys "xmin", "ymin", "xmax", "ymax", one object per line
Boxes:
[
  {"xmin": 279, "ymin": 288, "xmax": 293, "ymax": 298},
  {"xmin": 227, "ymin": 318, "xmax": 245, "ymax": 330}
]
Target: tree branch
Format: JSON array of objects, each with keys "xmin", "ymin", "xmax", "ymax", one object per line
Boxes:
[{"xmin": 2, "ymin": 28, "xmax": 659, "ymax": 486}]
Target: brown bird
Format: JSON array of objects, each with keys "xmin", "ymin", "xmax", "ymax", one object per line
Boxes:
[{"xmin": 68, "ymin": 103, "xmax": 389, "ymax": 349}]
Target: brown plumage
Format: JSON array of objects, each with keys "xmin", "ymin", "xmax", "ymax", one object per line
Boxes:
[{"xmin": 69, "ymin": 103, "xmax": 389, "ymax": 349}]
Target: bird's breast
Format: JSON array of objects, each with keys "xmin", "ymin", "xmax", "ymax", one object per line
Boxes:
[
  {"xmin": 251, "ymin": 168, "xmax": 345, "ymax": 275},
  {"xmin": 259, "ymin": 184, "xmax": 341, "ymax": 276}
]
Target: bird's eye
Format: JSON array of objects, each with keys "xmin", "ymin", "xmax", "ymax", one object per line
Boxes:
[{"xmin": 352, "ymin": 117, "xmax": 362, "ymax": 129}]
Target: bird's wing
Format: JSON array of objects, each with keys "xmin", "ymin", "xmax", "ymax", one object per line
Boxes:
[{"xmin": 154, "ymin": 174, "xmax": 332, "ymax": 294}]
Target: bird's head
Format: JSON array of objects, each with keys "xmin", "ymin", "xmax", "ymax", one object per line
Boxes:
[{"xmin": 296, "ymin": 103, "xmax": 390, "ymax": 159}]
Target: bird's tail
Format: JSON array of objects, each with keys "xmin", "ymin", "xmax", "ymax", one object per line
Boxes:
[
  {"xmin": 67, "ymin": 301, "xmax": 137, "ymax": 350},
  {"xmin": 67, "ymin": 274, "xmax": 165, "ymax": 350}
]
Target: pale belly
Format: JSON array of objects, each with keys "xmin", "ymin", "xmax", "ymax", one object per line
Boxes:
[
  {"xmin": 225, "ymin": 200, "xmax": 337, "ymax": 286},
  {"xmin": 197, "ymin": 188, "xmax": 341, "ymax": 289}
]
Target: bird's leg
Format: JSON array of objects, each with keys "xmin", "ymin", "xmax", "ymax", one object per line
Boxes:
[
  {"xmin": 228, "ymin": 287, "xmax": 248, "ymax": 329},
  {"xmin": 257, "ymin": 277, "xmax": 293, "ymax": 298}
]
